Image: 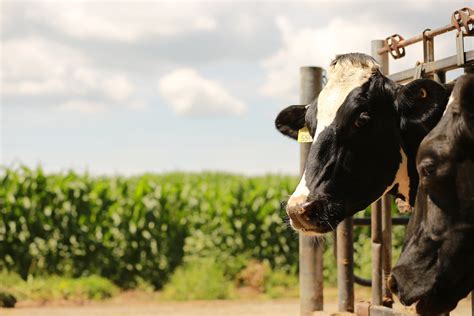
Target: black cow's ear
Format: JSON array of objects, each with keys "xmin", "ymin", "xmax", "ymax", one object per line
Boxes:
[
  {"xmin": 275, "ymin": 105, "xmax": 307, "ymax": 140},
  {"xmin": 396, "ymin": 79, "xmax": 449, "ymax": 123}
]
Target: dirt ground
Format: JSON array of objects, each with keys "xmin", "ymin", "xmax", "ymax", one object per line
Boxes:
[{"xmin": 1, "ymin": 294, "xmax": 472, "ymax": 316}]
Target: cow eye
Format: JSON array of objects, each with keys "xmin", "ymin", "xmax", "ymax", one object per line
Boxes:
[{"xmin": 355, "ymin": 112, "xmax": 370, "ymax": 127}]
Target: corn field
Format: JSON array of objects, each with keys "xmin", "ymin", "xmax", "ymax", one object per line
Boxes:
[{"xmin": 0, "ymin": 166, "xmax": 300, "ymax": 288}]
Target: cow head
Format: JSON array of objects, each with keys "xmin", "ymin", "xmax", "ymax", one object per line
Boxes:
[
  {"xmin": 275, "ymin": 53, "xmax": 449, "ymax": 235},
  {"xmin": 389, "ymin": 74, "xmax": 474, "ymax": 314}
]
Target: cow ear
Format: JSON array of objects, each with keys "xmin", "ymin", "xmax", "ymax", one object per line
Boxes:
[
  {"xmin": 396, "ymin": 79, "xmax": 449, "ymax": 123},
  {"xmin": 458, "ymin": 74, "xmax": 474, "ymax": 115},
  {"xmin": 275, "ymin": 105, "xmax": 307, "ymax": 140}
]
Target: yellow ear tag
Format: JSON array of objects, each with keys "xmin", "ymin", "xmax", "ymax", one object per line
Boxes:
[{"xmin": 297, "ymin": 126, "xmax": 313, "ymax": 143}]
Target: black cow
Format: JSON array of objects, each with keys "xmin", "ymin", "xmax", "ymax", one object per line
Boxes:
[
  {"xmin": 276, "ymin": 53, "xmax": 449, "ymax": 235},
  {"xmin": 388, "ymin": 74, "xmax": 474, "ymax": 314}
]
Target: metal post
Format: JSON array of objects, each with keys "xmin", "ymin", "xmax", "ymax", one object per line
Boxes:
[
  {"xmin": 299, "ymin": 67, "xmax": 324, "ymax": 316},
  {"xmin": 371, "ymin": 40, "xmax": 388, "ymax": 307},
  {"xmin": 381, "ymin": 195, "xmax": 393, "ymax": 307},
  {"xmin": 423, "ymin": 30, "xmax": 447, "ymax": 83},
  {"xmin": 337, "ymin": 217, "xmax": 354, "ymax": 312},
  {"xmin": 371, "ymin": 199, "xmax": 383, "ymax": 306},
  {"xmin": 467, "ymin": 64, "xmax": 474, "ymax": 316}
]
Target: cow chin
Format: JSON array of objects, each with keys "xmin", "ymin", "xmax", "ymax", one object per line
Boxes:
[{"xmin": 416, "ymin": 294, "xmax": 459, "ymax": 315}]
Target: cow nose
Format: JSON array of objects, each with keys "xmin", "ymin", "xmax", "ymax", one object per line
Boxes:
[
  {"xmin": 287, "ymin": 204, "xmax": 306, "ymax": 229},
  {"xmin": 418, "ymin": 158, "xmax": 435, "ymax": 177},
  {"xmin": 387, "ymin": 273, "xmax": 398, "ymax": 295}
]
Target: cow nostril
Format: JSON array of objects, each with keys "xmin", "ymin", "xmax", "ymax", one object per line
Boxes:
[
  {"xmin": 418, "ymin": 159, "xmax": 435, "ymax": 177},
  {"xmin": 387, "ymin": 274, "xmax": 398, "ymax": 295},
  {"xmin": 300, "ymin": 201, "xmax": 314, "ymax": 214}
]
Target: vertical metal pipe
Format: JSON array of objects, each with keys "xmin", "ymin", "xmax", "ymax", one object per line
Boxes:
[
  {"xmin": 299, "ymin": 67, "xmax": 324, "ymax": 316},
  {"xmin": 371, "ymin": 199, "xmax": 383, "ymax": 306},
  {"xmin": 371, "ymin": 40, "xmax": 388, "ymax": 307},
  {"xmin": 381, "ymin": 195, "xmax": 393, "ymax": 307},
  {"xmin": 337, "ymin": 217, "xmax": 354, "ymax": 312},
  {"xmin": 371, "ymin": 40, "xmax": 389, "ymax": 74},
  {"xmin": 423, "ymin": 32, "xmax": 436, "ymax": 81},
  {"xmin": 472, "ymin": 292, "xmax": 474, "ymax": 316},
  {"xmin": 467, "ymin": 65, "xmax": 474, "ymax": 316}
]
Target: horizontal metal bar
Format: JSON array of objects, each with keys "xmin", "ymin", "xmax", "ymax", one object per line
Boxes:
[
  {"xmin": 370, "ymin": 305, "xmax": 412, "ymax": 316},
  {"xmin": 389, "ymin": 50, "xmax": 474, "ymax": 83},
  {"xmin": 353, "ymin": 217, "xmax": 409, "ymax": 226},
  {"xmin": 377, "ymin": 11, "xmax": 473, "ymax": 55}
]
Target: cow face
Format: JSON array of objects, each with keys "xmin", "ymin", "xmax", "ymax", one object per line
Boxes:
[
  {"xmin": 275, "ymin": 53, "xmax": 449, "ymax": 235},
  {"xmin": 389, "ymin": 74, "xmax": 474, "ymax": 314}
]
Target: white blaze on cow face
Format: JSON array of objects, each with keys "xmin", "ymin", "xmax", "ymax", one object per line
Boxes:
[
  {"xmin": 442, "ymin": 93, "xmax": 456, "ymax": 116},
  {"xmin": 286, "ymin": 58, "xmax": 380, "ymax": 210}
]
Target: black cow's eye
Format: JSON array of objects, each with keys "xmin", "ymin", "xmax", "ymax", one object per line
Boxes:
[{"xmin": 355, "ymin": 112, "xmax": 370, "ymax": 128}]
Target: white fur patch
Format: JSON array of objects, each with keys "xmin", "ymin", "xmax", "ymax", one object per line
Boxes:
[
  {"xmin": 385, "ymin": 148, "xmax": 410, "ymax": 204},
  {"xmin": 287, "ymin": 171, "xmax": 310, "ymax": 207},
  {"xmin": 443, "ymin": 93, "xmax": 455, "ymax": 116},
  {"xmin": 312, "ymin": 60, "xmax": 379, "ymax": 142}
]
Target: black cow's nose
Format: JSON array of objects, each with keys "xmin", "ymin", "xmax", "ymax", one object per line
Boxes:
[
  {"xmin": 418, "ymin": 158, "xmax": 435, "ymax": 177},
  {"xmin": 387, "ymin": 273, "xmax": 398, "ymax": 295}
]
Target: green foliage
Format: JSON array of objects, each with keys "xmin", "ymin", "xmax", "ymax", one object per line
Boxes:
[
  {"xmin": 0, "ymin": 166, "xmax": 408, "ymax": 291},
  {"xmin": 163, "ymin": 258, "xmax": 234, "ymax": 300},
  {"xmin": 0, "ymin": 271, "xmax": 118, "ymax": 301},
  {"xmin": 263, "ymin": 269, "xmax": 299, "ymax": 298},
  {"xmin": 0, "ymin": 166, "xmax": 298, "ymax": 289}
]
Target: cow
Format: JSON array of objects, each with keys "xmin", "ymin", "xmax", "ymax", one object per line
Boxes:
[
  {"xmin": 275, "ymin": 53, "xmax": 450, "ymax": 235},
  {"xmin": 388, "ymin": 73, "xmax": 474, "ymax": 314}
]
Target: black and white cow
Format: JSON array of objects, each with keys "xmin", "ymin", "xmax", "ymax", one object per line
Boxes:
[
  {"xmin": 388, "ymin": 74, "xmax": 474, "ymax": 314},
  {"xmin": 276, "ymin": 53, "xmax": 449, "ymax": 235}
]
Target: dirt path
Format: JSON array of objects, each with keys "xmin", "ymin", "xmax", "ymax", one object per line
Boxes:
[{"xmin": 1, "ymin": 297, "xmax": 472, "ymax": 316}]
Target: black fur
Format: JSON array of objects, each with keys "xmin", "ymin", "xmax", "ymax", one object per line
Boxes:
[{"xmin": 390, "ymin": 74, "xmax": 474, "ymax": 314}]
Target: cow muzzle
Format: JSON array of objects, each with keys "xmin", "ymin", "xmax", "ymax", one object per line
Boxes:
[{"xmin": 286, "ymin": 197, "xmax": 340, "ymax": 235}]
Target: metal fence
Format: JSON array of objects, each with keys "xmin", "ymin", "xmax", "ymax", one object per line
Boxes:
[{"xmin": 297, "ymin": 7, "xmax": 474, "ymax": 316}]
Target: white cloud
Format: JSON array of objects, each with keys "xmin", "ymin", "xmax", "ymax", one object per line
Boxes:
[
  {"xmin": 260, "ymin": 10, "xmax": 467, "ymax": 101},
  {"xmin": 260, "ymin": 16, "xmax": 389, "ymax": 101},
  {"xmin": 2, "ymin": 37, "xmax": 141, "ymax": 113},
  {"xmin": 57, "ymin": 100, "xmax": 108, "ymax": 114},
  {"xmin": 102, "ymin": 75, "xmax": 135, "ymax": 102},
  {"xmin": 158, "ymin": 68, "xmax": 246, "ymax": 116},
  {"xmin": 24, "ymin": 2, "xmax": 217, "ymax": 41}
]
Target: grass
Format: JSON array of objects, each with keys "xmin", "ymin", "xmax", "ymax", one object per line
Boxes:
[
  {"xmin": 0, "ymin": 271, "xmax": 119, "ymax": 305},
  {"xmin": 163, "ymin": 258, "xmax": 299, "ymax": 301},
  {"xmin": 163, "ymin": 258, "xmax": 234, "ymax": 300}
]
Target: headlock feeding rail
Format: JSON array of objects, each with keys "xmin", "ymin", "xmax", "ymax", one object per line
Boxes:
[{"xmin": 297, "ymin": 7, "xmax": 474, "ymax": 316}]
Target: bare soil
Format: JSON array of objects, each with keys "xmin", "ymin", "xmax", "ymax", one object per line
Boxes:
[{"xmin": 1, "ymin": 291, "xmax": 471, "ymax": 316}]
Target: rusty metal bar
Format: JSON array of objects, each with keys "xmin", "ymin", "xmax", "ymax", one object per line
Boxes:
[
  {"xmin": 372, "ymin": 39, "xmax": 393, "ymax": 309},
  {"xmin": 423, "ymin": 28, "xmax": 436, "ymax": 80},
  {"xmin": 377, "ymin": 13, "xmax": 474, "ymax": 55},
  {"xmin": 298, "ymin": 66, "xmax": 324, "ymax": 316},
  {"xmin": 370, "ymin": 40, "xmax": 386, "ymax": 308},
  {"xmin": 381, "ymin": 196, "xmax": 393, "ymax": 308},
  {"xmin": 337, "ymin": 217, "xmax": 354, "ymax": 312},
  {"xmin": 353, "ymin": 217, "xmax": 409, "ymax": 226},
  {"xmin": 389, "ymin": 50, "xmax": 474, "ymax": 83},
  {"xmin": 370, "ymin": 305, "xmax": 412, "ymax": 316},
  {"xmin": 371, "ymin": 199, "xmax": 383, "ymax": 306},
  {"xmin": 468, "ymin": 67, "xmax": 474, "ymax": 316}
]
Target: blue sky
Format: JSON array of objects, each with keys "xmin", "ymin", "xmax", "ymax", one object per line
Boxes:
[{"xmin": 1, "ymin": 0, "xmax": 473, "ymax": 175}]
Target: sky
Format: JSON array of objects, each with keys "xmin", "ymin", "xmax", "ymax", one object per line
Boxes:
[{"xmin": 1, "ymin": 0, "xmax": 473, "ymax": 175}]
